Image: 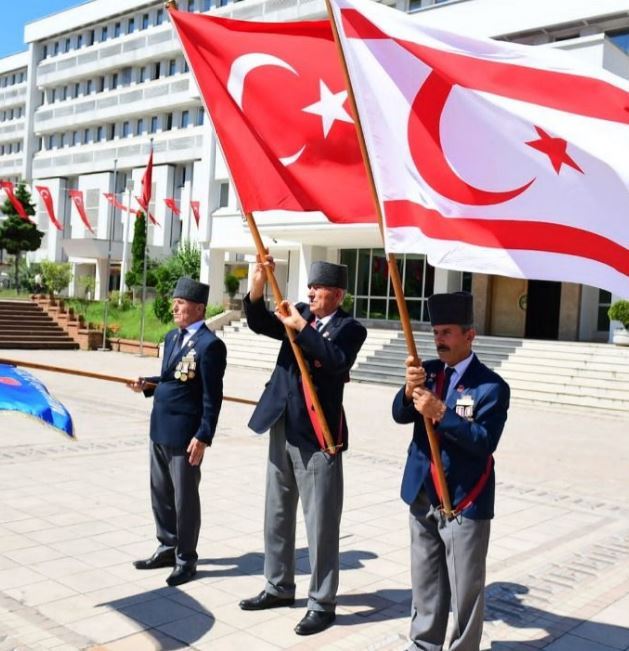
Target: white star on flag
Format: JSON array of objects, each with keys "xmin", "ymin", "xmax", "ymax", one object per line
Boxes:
[{"xmin": 302, "ymin": 80, "xmax": 353, "ymax": 138}]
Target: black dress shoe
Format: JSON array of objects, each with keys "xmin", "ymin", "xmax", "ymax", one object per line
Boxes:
[
  {"xmin": 239, "ymin": 590, "xmax": 295, "ymax": 611},
  {"xmin": 166, "ymin": 565, "xmax": 197, "ymax": 587},
  {"xmin": 294, "ymin": 610, "xmax": 336, "ymax": 636},
  {"xmin": 133, "ymin": 550, "xmax": 175, "ymax": 570}
]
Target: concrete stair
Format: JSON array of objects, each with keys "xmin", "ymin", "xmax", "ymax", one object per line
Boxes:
[
  {"xmin": 218, "ymin": 319, "xmax": 629, "ymax": 414},
  {"xmin": 0, "ymin": 300, "xmax": 79, "ymax": 350}
]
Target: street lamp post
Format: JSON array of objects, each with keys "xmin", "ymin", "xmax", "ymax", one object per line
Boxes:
[
  {"xmin": 119, "ymin": 178, "xmax": 134, "ymax": 304},
  {"xmin": 100, "ymin": 159, "xmax": 117, "ymax": 351}
]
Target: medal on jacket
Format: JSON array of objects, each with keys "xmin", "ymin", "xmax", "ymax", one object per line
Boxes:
[
  {"xmin": 455, "ymin": 394, "xmax": 474, "ymax": 420},
  {"xmin": 175, "ymin": 349, "xmax": 197, "ymax": 382}
]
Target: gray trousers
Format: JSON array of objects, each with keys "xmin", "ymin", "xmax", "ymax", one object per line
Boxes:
[
  {"xmin": 408, "ymin": 491, "xmax": 490, "ymax": 651},
  {"xmin": 263, "ymin": 417, "xmax": 343, "ymax": 612},
  {"xmin": 150, "ymin": 441, "xmax": 201, "ymax": 568}
]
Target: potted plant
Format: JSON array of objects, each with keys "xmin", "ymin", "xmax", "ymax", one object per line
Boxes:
[{"xmin": 608, "ymin": 299, "xmax": 629, "ymax": 345}]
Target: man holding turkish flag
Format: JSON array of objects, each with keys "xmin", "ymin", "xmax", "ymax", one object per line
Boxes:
[
  {"xmin": 168, "ymin": 8, "xmax": 375, "ymax": 224},
  {"xmin": 329, "ymin": 0, "xmax": 629, "ymax": 298}
]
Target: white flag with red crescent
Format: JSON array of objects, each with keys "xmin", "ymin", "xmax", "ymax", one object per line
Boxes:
[{"xmin": 330, "ymin": 0, "xmax": 629, "ymax": 298}]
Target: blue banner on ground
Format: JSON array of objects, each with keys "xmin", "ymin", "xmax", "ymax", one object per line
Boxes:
[{"xmin": 0, "ymin": 364, "xmax": 74, "ymax": 438}]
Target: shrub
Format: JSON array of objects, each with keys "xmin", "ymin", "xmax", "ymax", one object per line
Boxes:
[
  {"xmin": 40, "ymin": 261, "xmax": 72, "ymax": 295},
  {"xmin": 225, "ymin": 273, "xmax": 239, "ymax": 298},
  {"xmin": 608, "ymin": 300, "xmax": 629, "ymax": 328}
]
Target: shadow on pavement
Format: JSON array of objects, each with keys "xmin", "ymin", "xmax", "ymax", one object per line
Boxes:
[
  {"xmin": 485, "ymin": 582, "xmax": 629, "ymax": 650},
  {"xmin": 100, "ymin": 586, "xmax": 213, "ymax": 649},
  {"xmin": 195, "ymin": 547, "xmax": 377, "ymax": 578}
]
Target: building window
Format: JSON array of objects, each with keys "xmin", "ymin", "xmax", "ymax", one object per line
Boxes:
[
  {"xmin": 196, "ymin": 107, "xmax": 204, "ymax": 126},
  {"xmin": 97, "ymin": 76, "xmax": 105, "ymax": 92},
  {"xmin": 77, "ymin": 34, "xmax": 83, "ymax": 48},
  {"xmin": 72, "ymin": 131, "xmax": 78, "ymax": 146},
  {"xmin": 340, "ymin": 249, "xmax": 434, "ymax": 321},
  {"xmin": 156, "ymin": 8, "xmax": 164, "ymax": 25},
  {"xmin": 48, "ymin": 134, "xmax": 56, "ymax": 149},
  {"xmin": 183, "ymin": 60, "xmax": 189, "ymax": 73},
  {"xmin": 84, "ymin": 128, "xmax": 90, "ymax": 143},
  {"xmin": 136, "ymin": 118, "xmax": 144, "ymax": 135},
  {"xmin": 202, "ymin": 0, "xmax": 212, "ymax": 10},
  {"xmin": 121, "ymin": 67, "xmax": 132, "ymax": 85},
  {"xmin": 127, "ymin": 17, "xmax": 135, "ymax": 33},
  {"xmin": 42, "ymin": 44, "xmax": 48, "ymax": 59},
  {"xmin": 61, "ymin": 86, "xmax": 68, "ymax": 101},
  {"xmin": 38, "ymin": 137, "xmax": 43, "ymax": 151},
  {"xmin": 150, "ymin": 116, "xmax": 158, "ymax": 133},
  {"xmin": 609, "ymin": 29, "xmax": 629, "ymax": 53},
  {"xmin": 168, "ymin": 59, "xmax": 177, "ymax": 76},
  {"xmin": 152, "ymin": 62, "xmax": 161, "ymax": 80},
  {"xmin": 86, "ymin": 79, "xmax": 93, "ymax": 94},
  {"xmin": 188, "ymin": 0, "xmax": 195, "ymax": 10},
  {"xmin": 114, "ymin": 22, "xmax": 121, "ymax": 37},
  {"xmin": 60, "ymin": 133, "xmax": 65, "ymax": 147},
  {"xmin": 111, "ymin": 73, "xmax": 119, "ymax": 90},
  {"xmin": 122, "ymin": 121, "xmax": 130, "ymax": 137},
  {"xmin": 165, "ymin": 113, "xmax": 173, "ymax": 131},
  {"xmin": 597, "ymin": 290, "xmax": 612, "ymax": 331},
  {"xmin": 142, "ymin": 13, "xmax": 150, "ymax": 29},
  {"xmin": 139, "ymin": 66, "xmax": 147, "ymax": 83},
  {"xmin": 101, "ymin": 26, "xmax": 108, "ymax": 42},
  {"xmin": 219, "ymin": 182, "xmax": 229, "ymax": 207},
  {"xmin": 97, "ymin": 126, "xmax": 104, "ymax": 141},
  {"xmin": 181, "ymin": 110, "xmax": 190, "ymax": 128},
  {"xmin": 54, "ymin": 41, "xmax": 59, "ymax": 55},
  {"xmin": 65, "ymin": 38, "xmax": 71, "ymax": 52},
  {"xmin": 74, "ymin": 82, "xmax": 80, "ymax": 97},
  {"xmin": 51, "ymin": 88, "xmax": 56, "ymax": 102},
  {"xmin": 107, "ymin": 124, "xmax": 115, "ymax": 140},
  {"xmin": 88, "ymin": 30, "xmax": 95, "ymax": 45}
]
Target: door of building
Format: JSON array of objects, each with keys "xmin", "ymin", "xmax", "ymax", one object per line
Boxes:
[
  {"xmin": 525, "ymin": 280, "xmax": 561, "ymax": 339},
  {"xmin": 489, "ymin": 276, "xmax": 527, "ymax": 337}
]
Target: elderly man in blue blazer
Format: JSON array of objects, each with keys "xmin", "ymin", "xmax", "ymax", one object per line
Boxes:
[
  {"xmin": 130, "ymin": 277, "xmax": 226, "ymax": 587},
  {"xmin": 392, "ymin": 292, "xmax": 510, "ymax": 651},
  {"xmin": 239, "ymin": 256, "xmax": 367, "ymax": 636}
]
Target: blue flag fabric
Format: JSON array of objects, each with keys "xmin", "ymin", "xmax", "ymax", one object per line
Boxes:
[{"xmin": 0, "ymin": 364, "xmax": 74, "ymax": 438}]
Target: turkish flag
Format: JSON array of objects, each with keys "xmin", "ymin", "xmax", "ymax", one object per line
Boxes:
[
  {"xmin": 169, "ymin": 9, "xmax": 375, "ymax": 224},
  {"xmin": 138, "ymin": 149, "xmax": 153, "ymax": 215},
  {"xmin": 190, "ymin": 200, "xmax": 200, "ymax": 226},
  {"xmin": 35, "ymin": 186, "xmax": 63, "ymax": 231},
  {"xmin": 134, "ymin": 197, "xmax": 159, "ymax": 226},
  {"xmin": 68, "ymin": 190, "xmax": 95, "ymax": 234},
  {"xmin": 0, "ymin": 180, "xmax": 31, "ymax": 222},
  {"xmin": 104, "ymin": 192, "xmax": 136, "ymax": 213},
  {"xmin": 164, "ymin": 197, "xmax": 181, "ymax": 216},
  {"xmin": 331, "ymin": 0, "xmax": 629, "ymax": 298}
]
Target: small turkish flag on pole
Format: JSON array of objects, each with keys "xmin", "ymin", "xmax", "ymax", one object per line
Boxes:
[
  {"xmin": 68, "ymin": 190, "xmax": 95, "ymax": 234},
  {"xmin": 35, "ymin": 186, "xmax": 63, "ymax": 231},
  {"xmin": 164, "ymin": 197, "xmax": 181, "ymax": 216},
  {"xmin": 190, "ymin": 200, "xmax": 200, "ymax": 226},
  {"xmin": 138, "ymin": 148, "xmax": 153, "ymax": 215},
  {"xmin": 0, "ymin": 181, "xmax": 31, "ymax": 222}
]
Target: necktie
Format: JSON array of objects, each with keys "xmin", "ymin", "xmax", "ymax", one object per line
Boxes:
[
  {"xmin": 441, "ymin": 367, "xmax": 455, "ymax": 400},
  {"xmin": 169, "ymin": 328, "xmax": 187, "ymax": 363},
  {"xmin": 315, "ymin": 319, "xmax": 323, "ymax": 331}
]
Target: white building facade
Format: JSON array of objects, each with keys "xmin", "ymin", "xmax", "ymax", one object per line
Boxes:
[{"xmin": 0, "ymin": 0, "xmax": 626, "ymax": 341}]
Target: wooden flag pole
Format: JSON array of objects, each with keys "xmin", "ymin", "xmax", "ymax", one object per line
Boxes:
[
  {"xmin": 324, "ymin": 0, "xmax": 453, "ymax": 516},
  {"xmin": 243, "ymin": 213, "xmax": 339, "ymax": 454},
  {"xmin": 0, "ymin": 358, "xmax": 257, "ymax": 407}
]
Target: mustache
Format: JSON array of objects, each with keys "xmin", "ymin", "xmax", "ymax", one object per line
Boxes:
[{"xmin": 437, "ymin": 345, "xmax": 450, "ymax": 352}]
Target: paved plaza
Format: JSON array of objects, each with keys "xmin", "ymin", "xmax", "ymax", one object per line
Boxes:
[{"xmin": 0, "ymin": 348, "xmax": 628, "ymax": 651}]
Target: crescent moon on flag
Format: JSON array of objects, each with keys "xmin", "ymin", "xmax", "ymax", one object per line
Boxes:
[
  {"xmin": 227, "ymin": 53, "xmax": 305, "ymax": 167},
  {"xmin": 408, "ymin": 72, "xmax": 534, "ymax": 206}
]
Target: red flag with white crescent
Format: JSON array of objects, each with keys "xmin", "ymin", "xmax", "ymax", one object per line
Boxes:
[
  {"xmin": 190, "ymin": 200, "xmax": 200, "ymax": 226},
  {"xmin": 331, "ymin": 0, "xmax": 629, "ymax": 298},
  {"xmin": 104, "ymin": 192, "xmax": 136, "ymax": 213},
  {"xmin": 68, "ymin": 190, "xmax": 95, "ymax": 234},
  {"xmin": 168, "ymin": 8, "xmax": 376, "ymax": 224},
  {"xmin": 134, "ymin": 197, "xmax": 159, "ymax": 226},
  {"xmin": 0, "ymin": 180, "xmax": 32, "ymax": 222},
  {"xmin": 139, "ymin": 149, "xmax": 154, "ymax": 214},
  {"xmin": 164, "ymin": 197, "xmax": 181, "ymax": 216},
  {"xmin": 35, "ymin": 186, "xmax": 63, "ymax": 231}
]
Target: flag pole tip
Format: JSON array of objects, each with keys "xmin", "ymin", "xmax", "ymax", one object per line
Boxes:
[{"xmin": 165, "ymin": 0, "xmax": 178, "ymax": 9}]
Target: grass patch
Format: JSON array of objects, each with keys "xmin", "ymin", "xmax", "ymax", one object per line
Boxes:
[{"xmin": 65, "ymin": 300, "xmax": 223, "ymax": 344}]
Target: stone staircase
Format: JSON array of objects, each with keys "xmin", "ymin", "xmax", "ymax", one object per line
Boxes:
[
  {"xmin": 219, "ymin": 319, "xmax": 629, "ymax": 414},
  {"xmin": 0, "ymin": 299, "xmax": 79, "ymax": 350}
]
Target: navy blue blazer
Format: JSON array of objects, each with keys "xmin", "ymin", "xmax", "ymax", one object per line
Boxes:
[
  {"xmin": 392, "ymin": 354, "xmax": 510, "ymax": 519},
  {"xmin": 244, "ymin": 294, "xmax": 367, "ymax": 451},
  {"xmin": 143, "ymin": 324, "xmax": 227, "ymax": 448}
]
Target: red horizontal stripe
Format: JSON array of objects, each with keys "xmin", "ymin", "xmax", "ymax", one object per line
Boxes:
[
  {"xmin": 340, "ymin": 9, "xmax": 629, "ymax": 125},
  {"xmin": 384, "ymin": 200, "xmax": 629, "ymax": 277}
]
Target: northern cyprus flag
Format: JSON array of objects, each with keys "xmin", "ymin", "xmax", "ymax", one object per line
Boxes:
[{"xmin": 329, "ymin": 0, "xmax": 629, "ymax": 297}]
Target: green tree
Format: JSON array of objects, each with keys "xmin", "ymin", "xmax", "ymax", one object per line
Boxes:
[
  {"xmin": 40, "ymin": 261, "xmax": 73, "ymax": 295},
  {"xmin": 0, "ymin": 183, "xmax": 43, "ymax": 293},
  {"xmin": 153, "ymin": 244, "xmax": 202, "ymax": 323}
]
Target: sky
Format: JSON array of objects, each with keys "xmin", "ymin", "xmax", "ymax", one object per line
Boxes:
[{"xmin": 2, "ymin": 1, "xmax": 86, "ymax": 58}]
